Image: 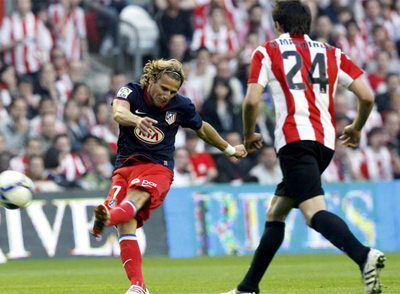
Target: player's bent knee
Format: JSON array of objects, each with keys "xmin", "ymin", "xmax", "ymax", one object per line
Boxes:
[
  {"xmin": 125, "ymin": 189, "xmax": 151, "ymax": 209},
  {"xmin": 266, "ymin": 208, "xmax": 287, "ymax": 222},
  {"xmin": 302, "ymin": 209, "xmax": 325, "ymax": 227},
  {"xmin": 118, "ymin": 218, "xmax": 138, "ymax": 234}
]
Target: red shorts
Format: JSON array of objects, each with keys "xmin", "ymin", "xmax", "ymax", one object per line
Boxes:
[{"xmin": 104, "ymin": 162, "xmax": 174, "ymax": 228}]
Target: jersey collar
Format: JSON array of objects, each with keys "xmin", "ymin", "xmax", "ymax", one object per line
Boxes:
[
  {"xmin": 143, "ymin": 86, "xmax": 153, "ymax": 107},
  {"xmin": 278, "ymin": 33, "xmax": 312, "ymax": 41}
]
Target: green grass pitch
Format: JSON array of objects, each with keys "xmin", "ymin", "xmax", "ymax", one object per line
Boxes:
[{"xmin": 0, "ymin": 253, "xmax": 399, "ymax": 293}]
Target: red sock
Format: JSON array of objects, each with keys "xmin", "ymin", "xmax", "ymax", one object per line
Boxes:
[
  {"xmin": 119, "ymin": 235, "xmax": 144, "ymax": 287},
  {"xmin": 108, "ymin": 201, "xmax": 137, "ymax": 226}
]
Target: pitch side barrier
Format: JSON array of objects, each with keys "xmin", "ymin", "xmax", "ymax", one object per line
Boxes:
[
  {"xmin": 164, "ymin": 181, "xmax": 400, "ymax": 258},
  {"xmin": 1, "ymin": 181, "xmax": 399, "ymax": 261},
  {"xmin": 0, "ymin": 190, "xmax": 167, "ymax": 262}
]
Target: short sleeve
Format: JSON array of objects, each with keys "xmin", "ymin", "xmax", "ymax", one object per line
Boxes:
[
  {"xmin": 338, "ymin": 52, "xmax": 363, "ymax": 88},
  {"xmin": 180, "ymin": 99, "xmax": 203, "ymax": 130},
  {"xmin": 112, "ymin": 84, "xmax": 138, "ymax": 105},
  {"xmin": 247, "ymin": 46, "xmax": 270, "ymax": 87}
]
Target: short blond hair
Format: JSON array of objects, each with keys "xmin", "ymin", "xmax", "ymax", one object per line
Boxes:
[{"xmin": 139, "ymin": 59, "xmax": 185, "ymax": 88}]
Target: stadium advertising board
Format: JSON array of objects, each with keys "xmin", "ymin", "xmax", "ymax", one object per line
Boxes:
[
  {"xmin": 165, "ymin": 181, "xmax": 400, "ymax": 258},
  {"xmin": 0, "ymin": 190, "xmax": 168, "ymax": 262}
]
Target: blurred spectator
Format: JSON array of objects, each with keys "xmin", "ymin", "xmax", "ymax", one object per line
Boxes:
[
  {"xmin": 249, "ymin": 145, "xmax": 282, "ymax": 185},
  {"xmin": 17, "ymin": 75, "xmax": 41, "ymax": 118},
  {"xmin": 34, "ymin": 63, "xmax": 59, "ymax": 101},
  {"xmin": 213, "ymin": 132, "xmax": 256, "ymax": 184},
  {"xmin": 26, "ymin": 154, "xmax": 63, "ymax": 192},
  {"xmin": 337, "ymin": 19, "xmax": 371, "ymax": 68},
  {"xmin": 63, "ymin": 99, "xmax": 88, "ymax": 151},
  {"xmin": 0, "ymin": 98, "xmax": 30, "ymax": 154},
  {"xmin": 71, "ymin": 82, "xmax": 96, "ymax": 129},
  {"xmin": 30, "ymin": 97, "xmax": 66, "ymax": 136},
  {"xmin": 186, "ymin": 47, "xmax": 216, "ymax": 108},
  {"xmin": 311, "ymin": 15, "xmax": 338, "ymax": 46},
  {"xmin": 201, "ymin": 77, "xmax": 241, "ymax": 136},
  {"xmin": 102, "ymin": 71, "xmax": 127, "ymax": 105},
  {"xmin": 322, "ymin": 141, "xmax": 361, "ymax": 183},
  {"xmin": 204, "ymin": 59, "xmax": 244, "ymax": 106},
  {"xmin": 36, "ymin": 113, "xmax": 64, "ymax": 152},
  {"xmin": 0, "ymin": 151, "xmax": 12, "ymax": 172},
  {"xmin": 51, "ymin": 47, "xmax": 73, "ymax": 104},
  {"xmin": 10, "ymin": 137, "xmax": 42, "ymax": 173},
  {"xmin": 0, "ymin": 65, "xmax": 17, "ymax": 107},
  {"xmin": 375, "ymin": 73, "xmax": 400, "ymax": 113},
  {"xmin": 90, "ymin": 101, "xmax": 118, "ymax": 152},
  {"xmin": 359, "ymin": 127, "xmax": 394, "ymax": 181},
  {"xmin": 191, "ymin": 6, "xmax": 239, "ymax": 61},
  {"xmin": 383, "ymin": 110, "xmax": 400, "ymax": 151},
  {"xmin": 79, "ymin": 134, "xmax": 102, "ymax": 172},
  {"xmin": 156, "ymin": 0, "xmax": 193, "ymax": 58},
  {"xmin": 0, "ymin": 0, "xmax": 53, "ymax": 77},
  {"xmin": 168, "ymin": 34, "xmax": 191, "ymax": 62},
  {"xmin": 172, "ymin": 147, "xmax": 195, "ymax": 187},
  {"xmin": 237, "ymin": 3, "xmax": 274, "ymax": 44},
  {"xmin": 69, "ymin": 60, "xmax": 87, "ymax": 84},
  {"xmin": 321, "ymin": 0, "xmax": 343, "ymax": 24},
  {"xmin": 80, "ymin": 145, "xmax": 112, "ymax": 190},
  {"xmin": 367, "ymin": 51, "xmax": 391, "ymax": 94},
  {"xmin": 186, "ymin": 129, "xmax": 218, "ymax": 185},
  {"xmin": 364, "ymin": 0, "xmax": 384, "ymax": 37},
  {"xmin": 48, "ymin": 0, "xmax": 88, "ymax": 62},
  {"xmin": 53, "ymin": 133, "xmax": 86, "ymax": 186}
]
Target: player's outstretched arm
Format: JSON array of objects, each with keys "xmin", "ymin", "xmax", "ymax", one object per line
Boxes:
[
  {"xmin": 339, "ymin": 77, "xmax": 374, "ymax": 148},
  {"xmin": 112, "ymin": 99, "xmax": 157, "ymax": 135},
  {"xmin": 195, "ymin": 121, "xmax": 247, "ymax": 159},
  {"xmin": 243, "ymin": 83, "xmax": 264, "ymax": 153}
]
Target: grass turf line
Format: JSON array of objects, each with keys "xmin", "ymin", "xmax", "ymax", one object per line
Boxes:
[{"xmin": 0, "ymin": 253, "xmax": 399, "ymax": 293}]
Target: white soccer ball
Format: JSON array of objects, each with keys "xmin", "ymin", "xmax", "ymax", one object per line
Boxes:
[{"xmin": 0, "ymin": 170, "xmax": 34, "ymax": 209}]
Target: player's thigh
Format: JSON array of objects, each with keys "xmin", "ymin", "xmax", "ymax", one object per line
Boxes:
[
  {"xmin": 104, "ymin": 173, "xmax": 128, "ymax": 208},
  {"xmin": 299, "ymin": 195, "xmax": 326, "ymax": 226},
  {"xmin": 125, "ymin": 189, "xmax": 151, "ymax": 210},
  {"xmin": 267, "ymin": 195, "xmax": 294, "ymax": 222},
  {"xmin": 279, "ymin": 142, "xmax": 324, "ymax": 207}
]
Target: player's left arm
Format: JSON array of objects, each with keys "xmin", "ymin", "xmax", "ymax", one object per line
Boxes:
[{"xmin": 194, "ymin": 121, "xmax": 247, "ymax": 159}]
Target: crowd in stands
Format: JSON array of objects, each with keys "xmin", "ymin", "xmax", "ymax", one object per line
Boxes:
[{"xmin": 0, "ymin": 0, "xmax": 399, "ymax": 192}]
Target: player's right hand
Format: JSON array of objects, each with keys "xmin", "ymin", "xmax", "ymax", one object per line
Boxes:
[
  {"xmin": 136, "ymin": 117, "xmax": 158, "ymax": 135},
  {"xmin": 339, "ymin": 124, "xmax": 361, "ymax": 148},
  {"xmin": 244, "ymin": 133, "xmax": 263, "ymax": 153},
  {"xmin": 233, "ymin": 144, "xmax": 248, "ymax": 159}
]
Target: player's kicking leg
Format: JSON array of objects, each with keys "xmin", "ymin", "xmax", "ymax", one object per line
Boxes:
[
  {"xmin": 91, "ymin": 189, "xmax": 151, "ymax": 293},
  {"xmin": 300, "ymin": 196, "xmax": 385, "ymax": 294},
  {"xmin": 223, "ymin": 195, "xmax": 293, "ymax": 294}
]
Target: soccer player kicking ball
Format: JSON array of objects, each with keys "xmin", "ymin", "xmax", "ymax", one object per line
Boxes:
[
  {"xmin": 224, "ymin": 1, "xmax": 385, "ymax": 294},
  {"xmin": 91, "ymin": 59, "xmax": 247, "ymax": 294}
]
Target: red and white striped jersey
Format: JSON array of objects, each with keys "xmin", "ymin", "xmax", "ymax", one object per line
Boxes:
[
  {"xmin": 191, "ymin": 24, "xmax": 239, "ymax": 55},
  {"xmin": 248, "ymin": 33, "xmax": 363, "ymax": 151},
  {"xmin": 48, "ymin": 4, "xmax": 87, "ymax": 61},
  {"xmin": 0, "ymin": 12, "xmax": 52, "ymax": 75}
]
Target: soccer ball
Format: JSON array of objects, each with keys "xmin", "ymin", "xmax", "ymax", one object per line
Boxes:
[{"xmin": 0, "ymin": 170, "xmax": 34, "ymax": 209}]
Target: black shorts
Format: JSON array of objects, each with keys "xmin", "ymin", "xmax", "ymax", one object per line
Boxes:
[{"xmin": 274, "ymin": 140, "xmax": 334, "ymax": 207}]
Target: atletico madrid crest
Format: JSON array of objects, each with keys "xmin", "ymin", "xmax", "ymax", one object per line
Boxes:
[{"xmin": 165, "ymin": 111, "xmax": 177, "ymax": 125}]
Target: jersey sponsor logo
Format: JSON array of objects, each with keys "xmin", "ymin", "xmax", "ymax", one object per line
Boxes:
[
  {"xmin": 134, "ymin": 127, "xmax": 165, "ymax": 144},
  {"xmin": 116, "ymin": 87, "xmax": 132, "ymax": 99},
  {"xmin": 141, "ymin": 179, "xmax": 157, "ymax": 188},
  {"xmin": 165, "ymin": 111, "xmax": 177, "ymax": 125}
]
